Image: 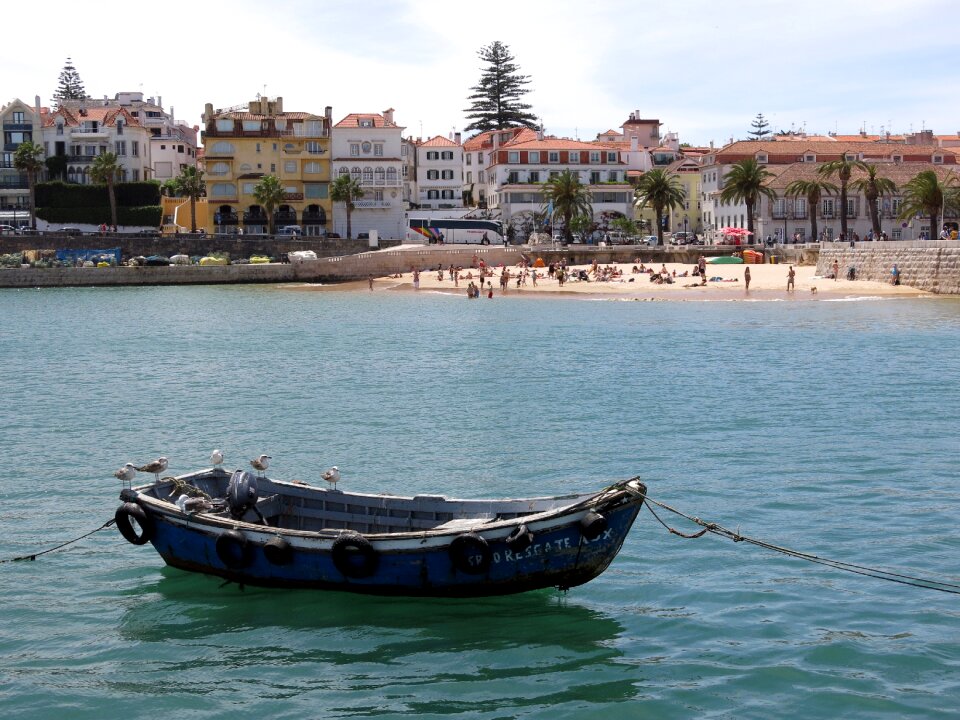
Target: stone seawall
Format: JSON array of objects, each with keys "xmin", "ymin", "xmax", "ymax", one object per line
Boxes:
[{"xmin": 817, "ymin": 241, "xmax": 960, "ymax": 295}]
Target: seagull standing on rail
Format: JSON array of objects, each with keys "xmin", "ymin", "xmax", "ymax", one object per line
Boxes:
[
  {"xmin": 136, "ymin": 456, "xmax": 168, "ymax": 483},
  {"xmin": 114, "ymin": 463, "xmax": 137, "ymax": 488},
  {"xmin": 321, "ymin": 466, "xmax": 340, "ymax": 490},
  {"xmin": 250, "ymin": 454, "xmax": 271, "ymax": 478}
]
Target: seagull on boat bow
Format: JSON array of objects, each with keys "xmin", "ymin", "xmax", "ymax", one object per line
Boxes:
[
  {"xmin": 210, "ymin": 449, "xmax": 224, "ymax": 467},
  {"xmin": 250, "ymin": 454, "xmax": 271, "ymax": 477},
  {"xmin": 113, "ymin": 463, "xmax": 137, "ymax": 486},
  {"xmin": 136, "ymin": 456, "xmax": 168, "ymax": 483},
  {"xmin": 321, "ymin": 466, "xmax": 340, "ymax": 489}
]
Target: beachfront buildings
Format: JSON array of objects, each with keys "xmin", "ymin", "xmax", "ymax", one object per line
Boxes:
[
  {"xmin": 0, "ymin": 97, "xmax": 42, "ymax": 223},
  {"xmin": 415, "ymin": 134, "xmax": 463, "ymax": 210},
  {"xmin": 56, "ymin": 93, "xmax": 197, "ymax": 181},
  {"xmin": 40, "ymin": 101, "xmax": 153, "ymax": 185},
  {"xmin": 330, "ymin": 109, "xmax": 406, "ymax": 240},
  {"xmin": 200, "ymin": 97, "xmax": 333, "ymax": 235},
  {"xmin": 700, "ymin": 138, "xmax": 959, "ymax": 242}
]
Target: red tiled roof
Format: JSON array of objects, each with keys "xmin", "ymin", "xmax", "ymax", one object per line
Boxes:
[
  {"xmin": 334, "ymin": 113, "xmax": 401, "ymax": 129},
  {"xmin": 420, "ymin": 135, "xmax": 458, "ymax": 147},
  {"xmin": 712, "ymin": 140, "xmax": 956, "ymax": 165},
  {"xmin": 41, "ymin": 105, "xmax": 141, "ymax": 128}
]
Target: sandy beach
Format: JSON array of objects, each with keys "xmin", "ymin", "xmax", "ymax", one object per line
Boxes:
[{"xmin": 368, "ymin": 259, "xmax": 928, "ymax": 300}]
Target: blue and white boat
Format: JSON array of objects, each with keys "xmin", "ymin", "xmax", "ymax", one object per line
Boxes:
[{"xmin": 115, "ymin": 467, "xmax": 647, "ymax": 597}]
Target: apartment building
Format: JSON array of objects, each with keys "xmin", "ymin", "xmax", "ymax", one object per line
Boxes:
[
  {"xmin": 415, "ymin": 134, "xmax": 463, "ymax": 209},
  {"xmin": 201, "ymin": 97, "xmax": 333, "ymax": 235},
  {"xmin": 0, "ymin": 97, "xmax": 42, "ymax": 218}
]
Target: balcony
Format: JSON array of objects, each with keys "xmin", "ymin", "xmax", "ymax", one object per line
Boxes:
[
  {"xmin": 352, "ymin": 199, "xmax": 391, "ymax": 209},
  {"xmin": 274, "ymin": 211, "xmax": 297, "ymax": 225},
  {"xmin": 71, "ymin": 128, "xmax": 108, "ymax": 138},
  {"xmin": 242, "ymin": 211, "xmax": 267, "ymax": 225},
  {"xmin": 3, "ymin": 122, "xmax": 33, "ymax": 131},
  {"xmin": 0, "ymin": 178, "xmax": 29, "ymax": 189},
  {"xmin": 213, "ymin": 213, "xmax": 239, "ymax": 225},
  {"xmin": 302, "ymin": 210, "xmax": 327, "ymax": 225},
  {"xmin": 67, "ymin": 155, "xmax": 98, "ymax": 164}
]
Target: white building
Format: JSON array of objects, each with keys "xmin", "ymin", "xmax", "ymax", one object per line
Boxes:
[
  {"xmin": 0, "ymin": 97, "xmax": 43, "ymax": 221},
  {"xmin": 415, "ymin": 134, "xmax": 463, "ymax": 209},
  {"xmin": 331, "ymin": 108, "xmax": 406, "ymax": 239}
]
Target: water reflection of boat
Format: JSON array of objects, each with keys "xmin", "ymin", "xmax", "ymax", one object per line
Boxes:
[{"xmin": 114, "ymin": 466, "xmax": 646, "ymax": 597}]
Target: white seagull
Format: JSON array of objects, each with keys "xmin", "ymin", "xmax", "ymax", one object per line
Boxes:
[
  {"xmin": 250, "ymin": 454, "xmax": 271, "ymax": 477},
  {"xmin": 113, "ymin": 463, "xmax": 137, "ymax": 486},
  {"xmin": 136, "ymin": 456, "xmax": 168, "ymax": 482},
  {"xmin": 321, "ymin": 466, "xmax": 340, "ymax": 489},
  {"xmin": 210, "ymin": 449, "xmax": 224, "ymax": 467}
]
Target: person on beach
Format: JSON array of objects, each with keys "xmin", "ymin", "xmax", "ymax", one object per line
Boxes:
[
  {"xmin": 413, "ymin": 268, "xmax": 420, "ymax": 290},
  {"xmin": 891, "ymin": 264, "xmax": 901, "ymax": 285},
  {"xmin": 368, "ymin": 275, "xmax": 373, "ymax": 291},
  {"xmin": 744, "ymin": 266, "xmax": 751, "ymax": 291},
  {"xmin": 832, "ymin": 259, "xmax": 840, "ymax": 280},
  {"xmin": 698, "ymin": 255, "xmax": 707, "ymax": 286},
  {"xmin": 787, "ymin": 265, "xmax": 796, "ymax": 292}
]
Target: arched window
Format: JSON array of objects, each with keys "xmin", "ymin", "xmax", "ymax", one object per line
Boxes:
[
  {"xmin": 351, "ymin": 166, "xmax": 361, "ymax": 182},
  {"xmin": 362, "ymin": 167, "xmax": 373, "ymax": 185},
  {"xmin": 339, "ymin": 167, "xmax": 349, "ymax": 178},
  {"xmin": 386, "ymin": 167, "xmax": 397, "ymax": 184},
  {"xmin": 209, "ymin": 162, "xmax": 230, "ymax": 176},
  {"xmin": 211, "ymin": 141, "xmax": 235, "ymax": 154},
  {"xmin": 375, "ymin": 167, "xmax": 385, "ymax": 185}
]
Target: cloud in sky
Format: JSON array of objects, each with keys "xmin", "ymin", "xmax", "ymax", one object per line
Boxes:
[{"xmin": 2, "ymin": 0, "xmax": 956, "ymax": 146}]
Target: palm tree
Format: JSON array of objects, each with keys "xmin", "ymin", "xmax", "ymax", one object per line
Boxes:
[
  {"xmin": 818, "ymin": 157, "xmax": 867, "ymax": 241},
  {"xmin": 541, "ymin": 170, "xmax": 592, "ymax": 243},
  {"xmin": 330, "ymin": 173, "xmax": 365, "ymax": 239},
  {"xmin": 171, "ymin": 165, "xmax": 205, "ymax": 233},
  {"xmin": 253, "ymin": 175, "xmax": 286, "ymax": 235},
  {"xmin": 898, "ymin": 170, "xmax": 959, "ymax": 239},
  {"xmin": 785, "ymin": 178, "xmax": 837, "ymax": 243},
  {"xmin": 633, "ymin": 169, "xmax": 686, "ymax": 245},
  {"xmin": 719, "ymin": 158, "xmax": 776, "ymax": 238},
  {"xmin": 91, "ymin": 152, "xmax": 122, "ymax": 229},
  {"xmin": 13, "ymin": 141, "xmax": 44, "ymax": 231},
  {"xmin": 848, "ymin": 164, "xmax": 897, "ymax": 240}
]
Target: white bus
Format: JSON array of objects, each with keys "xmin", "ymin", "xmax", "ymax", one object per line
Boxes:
[{"xmin": 408, "ymin": 218, "xmax": 504, "ymax": 245}]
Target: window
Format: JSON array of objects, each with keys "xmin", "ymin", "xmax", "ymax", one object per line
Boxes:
[
  {"xmin": 306, "ymin": 141, "xmax": 323, "ymax": 154},
  {"xmin": 441, "ymin": 170, "xmax": 454, "ymax": 180},
  {"xmin": 359, "ymin": 118, "xmax": 373, "ymax": 128},
  {"xmin": 507, "ymin": 172, "xmax": 519, "ymax": 183},
  {"xmin": 479, "ymin": 171, "xmax": 485, "ymax": 183},
  {"xmin": 216, "ymin": 119, "xmax": 234, "ymax": 132},
  {"xmin": 210, "ymin": 182, "xmax": 236, "ymax": 197},
  {"xmin": 757, "ymin": 154, "xmax": 767, "ymax": 163},
  {"xmin": 568, "ymin": 152, "xmax": 579, "ymax": 164},
  {"xmin": 209, "ymin": 162, "xmax": 230, "ymax": 176},
  {"xmin": 466, "ymin": 171, "xmax": 473, "ymax": 183},
  {"xmin": 374, "ymin": 190, "xmax": 383, "ymax": 201},
  {"xmin": 508, "ymin": 151, "xmax": 519, "ymax": 164},
  {"xmin": 362, "ymin": 167, "xmax": 373, "ymax": 184},
  {"xmin": 115, "ymin": 141, "xmax": 126, "ymax": 156},
  {"xmin": 891, "ymin": 198, "xmax": 902, "ymax": 216},
  {"xmin": 466, "ymin": 154, "xmax": 472, "ymax": 165},
  {"xmin": 116, "ymin": 121, "xmax": 124, "ymax": 136},
  {"xmin": 270, "ymin": 164, "xmax": 276, "ymax": 173},
  {"xmin": 339, "ymin": 167, "xmax": 350, "ymax": 178},
  {"xmin": 590, "ymin": 151, "xmax": 600, "ymax": 163},
  {"xmin": 13, "ymin": 111, "xmax": 24, "ymax": 123},
  {"xmin": 441, "ymin": 190, "xmax": 455, "ymax": 199},
  {"xmin": 375, "ymin": 144, "xmax": 383, "ymax": 157},
  {"xmin": 606, "ymin": 152, "xmax": 617, "ymax": 162},
  {"xmin": 280, "ymin": 160, "xmax": 294, "ymax": 173},
  {"xmin": 822, "ymin": 198, "xmax": 835, "ymax": 217},
  {"xmin": 132, "ymin": 141, "xmax": 139, "ymax": 156},
  {"xmin": 477, "ymin": 152, "xmax": 483, "ymax": 165},
  {"xmin": 805, "ymin": 154, "xmax": 815, "ymax": 162},
  {"xmin": 304, "ymin": 183, "xmax": 328, "ymax": 199},
  {"xmin": 242, "ymin": 120, "xmax": 260, "ymax": 131},
  {"xmin": 386, "ymin": 167, "xmax": 397, "ymax": 183},
  {"xmin": 892, "ymin": 229, "xmax": 902, "ymax": 240},
  {"xmin": 242, "ymin": 182, "xmax": 257, "ymax": 194},
  {"xmin": 608, "ymin": 171, "xmax": 618, "ymax": 182},
  {"xmin": 528, "ymin": 151, "xmax": 540, "ymax": 163},
  {"xmin": 441, "ymin": 151, "xmax": 454, "ymax": 160},
  {"xmin": 427, "ymin": 190, "xmax": 439, "ymax": 199},
  {"xmin": 846, "ymin": 198, "xmax": 857, "ymax": 217},
  {"xmin": 304, "ymin": 161, "xmax": 322, "ymax": 174},
  {"xmin": 375, "ymin": 167, "xmax": 385, "ymax": 185},
  {"xmin": 401, "ymin": 144, "xmax": 408, "ymax": 156},
  {"xmin": 304, "ymin": 120, "xmax": 323, "ymax": 136},
  {"xmin": 211, "ymin": 141, "xmax": 234, "ymax": 154},
  {"xmin": 548, "ymin": 152, "xmax": 560, "ymax": 163},
  {"xmin": 528, "ymin": 171, "xmax": 539, "ymax": 183},
  {"xmin": 590, "ymin": 171, "xmax": 600, "ymax": 184},
  {"xmin": 933, "ymin": 155, "xmax": 944, "ymax": 164},
  {"xmin": 131, "ymin": 169, "xmax": 139, "ymax": 181},
  {"xmin": 350, "ymin": 143, "xmax": 359, "ymax": 156},
  {"xmin": 57, "ymin": 123, "xmax": 64, "ymax": 136},
  {"xmin": 794, "ymin": 198, "xmax": 807, "ymax": 217},
  {"xmin": 427, "ymin": 170, "xmax": 439, "ymax": 180}
]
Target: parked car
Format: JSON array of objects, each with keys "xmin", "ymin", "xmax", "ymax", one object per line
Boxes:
[
  {"xmin": 640, "ymin": 235, "xmax": 660, "ymax": 246},
  {"xmin": 669, "ymin": 232, "xmax": 695, "ymax": 245},
  {"xmin": 0, "ymin": 224, "xmax": 19, "ymax": 235},
  {"xmin": 277, "ymin": 225, "xmax": 302, "ymax": 236},
  {"xmin": 60, "ymin": 227, "xmax": 83, "ymax": 236}
]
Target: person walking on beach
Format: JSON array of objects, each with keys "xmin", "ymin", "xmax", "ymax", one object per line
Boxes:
[
  {"xmin": 368, "ymin": 274, "xmax": 373, "ymax": 291},
  {"xmin": 744, "ymin": 266, "xmax": 751, "ymax": 291},
  {"xmin": 413, "ymin": 268, "xmax": 420, "ymax": 290},
  {"xmin": 698, "ymin": 255, "xmax": 707, "ymax": 286},
  {"xmin": 832, "ymin": 259, "xmax": 840, "ymax": 280},
  {"xmin": 891, "ymin": 264, "xmax": 901, "ymax": 285},
  {"xmin": 787, "ymin": 265, "xmax": 795, "ymax": 292}
]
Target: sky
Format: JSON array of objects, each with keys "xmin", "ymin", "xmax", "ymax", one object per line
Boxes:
[{"xmin": 3, "ymin": 0, "xmax": 957, "ymax": 147}]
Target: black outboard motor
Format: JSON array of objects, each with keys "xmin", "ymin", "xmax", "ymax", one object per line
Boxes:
[{"xmin": 226, "ymin": 470, "xmax": 258, "ymax": 520}]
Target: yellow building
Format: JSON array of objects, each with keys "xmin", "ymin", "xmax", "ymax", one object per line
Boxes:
[
  {"xmin": 666, "ymin": 157, "xmax": 702, "ymax": 238},
  {"xmin": 200, "ymin": 97, "xmax": 333, "ymax": 235}
]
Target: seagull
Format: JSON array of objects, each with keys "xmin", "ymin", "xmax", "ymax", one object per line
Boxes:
[
  {"xmin": 321, "ymin": 466, "xmax": 340, "ymax": 490},
  {"xmin": 113, "ymin": 463, "xmax": 137, "ymax": 487},
  {"xmin": 250, "ymin": 454, "xmax": 271, "ymax": 477},
  {"xmin": 210, "ymin": 449, "xmax": 224, "ymax": 467},
  {"xmin": 136, "ymin": 456, "xmax": 168, "ymax": 482}
]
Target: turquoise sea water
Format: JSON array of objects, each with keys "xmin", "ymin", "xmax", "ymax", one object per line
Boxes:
[{"xmin": 1, "ymin": 285, "xmax": 959, "ymax": 719}]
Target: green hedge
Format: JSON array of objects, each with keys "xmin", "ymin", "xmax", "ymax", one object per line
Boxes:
[
  {"xmin": 36, "ymin": 205, "xmax": 162, "ymax": 226},
  {"xmin": 36, "ymin": 181, "xmax": 161, "ymax": 208}
]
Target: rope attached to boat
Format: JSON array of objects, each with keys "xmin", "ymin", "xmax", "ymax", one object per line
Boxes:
[
  {"xmin": 0, "ymin": 518, "xmax": 117, "ymax": 564},
  {"xmin": 643, "ymin": 496, "xmax": 960, "ymax": 596}
]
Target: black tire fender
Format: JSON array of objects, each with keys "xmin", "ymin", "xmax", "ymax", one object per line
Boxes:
[
  {"xmin": 331, "ymin": 532, "xmax": 379, "ymax": 578},
  {"xmin": 449, "ymin": 533, "xmax": 492, "ymax": 575},
  {"xmin": 215, "ymin": 529, "xmax": 251, "ymax": 569},
  {"xmin": 505, "ymin": 524, "xmax": 534, "ymax": 553},
  {"xmin": 579, "ymin": 511, "xmax": 608, "ymax": 541},
  {"xmin": 115, "ymin": 502, "xmax": 154, "ymax": 545},
  {"xmin": 263, "ymin": 536, "xmax": 294, "ymax": 566}
]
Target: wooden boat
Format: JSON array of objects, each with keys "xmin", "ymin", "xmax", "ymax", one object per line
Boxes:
[{"xmin": 115, "ymin": 467, "xmax": 647, "ymax": 597}]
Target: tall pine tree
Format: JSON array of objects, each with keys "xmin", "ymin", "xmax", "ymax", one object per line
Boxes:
[
  {"xmin": 747, "ymin": 113, "xmax": 771, "ymax": 140},
  {"xmin": 463, "ymin": 41, "xmax": 538, "ymax": 133},
  {"xmin": 54, "ymin": 58, "xmax": 87, "ymax": 105}
]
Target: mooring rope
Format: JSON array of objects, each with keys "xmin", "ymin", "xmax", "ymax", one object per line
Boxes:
[
  {"xmin": 644, "ymin": 496, "xmax": 960, "ymax": 596},
  {"xmin": 0, "ymin": 518, "xmax": 117, "ymax": 564}
]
